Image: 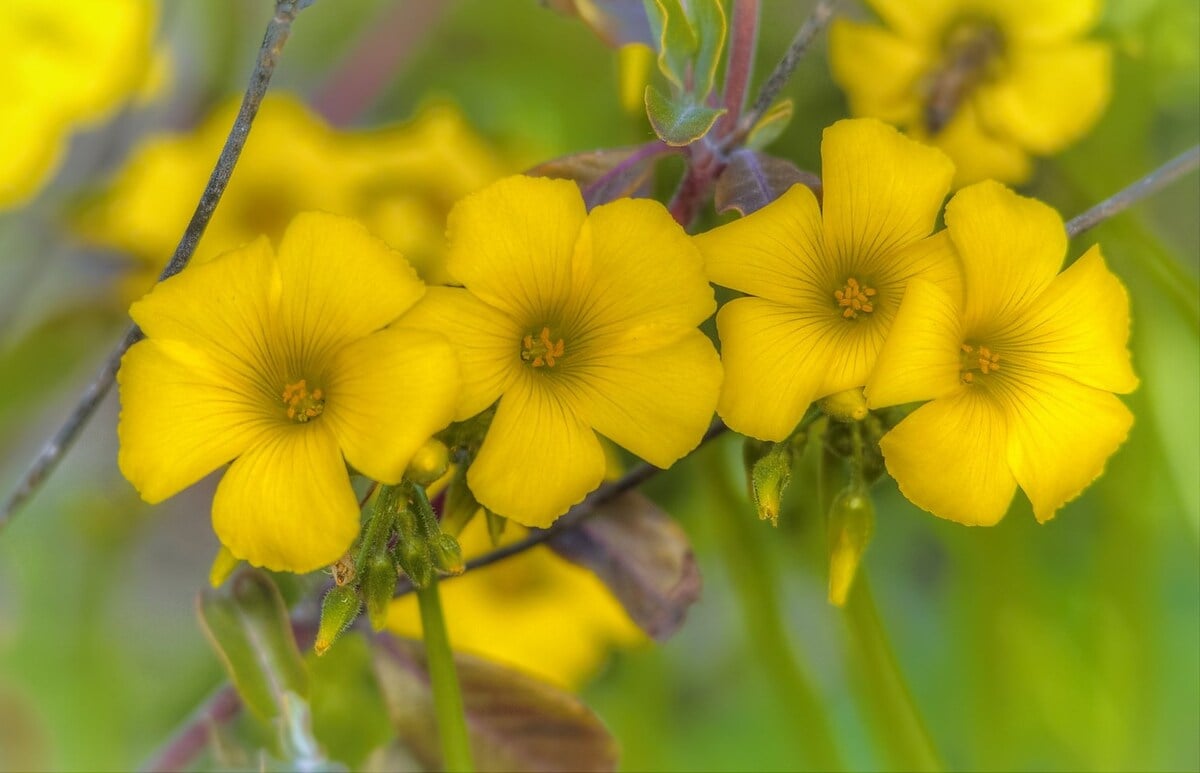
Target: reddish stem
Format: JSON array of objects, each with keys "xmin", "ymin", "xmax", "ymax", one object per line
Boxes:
[{"xmin": 717, "ymin": 0, "xmax": 760, "ymax": 137}]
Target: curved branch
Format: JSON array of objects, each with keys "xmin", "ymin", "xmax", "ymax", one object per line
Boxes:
[
  {"xmin": 1066, "ymin": 145, "xmax": 1200, "ymax": 238},
  {"xmin": 0, "ymin": 0, "xmax": 312, "ymax": 531}
]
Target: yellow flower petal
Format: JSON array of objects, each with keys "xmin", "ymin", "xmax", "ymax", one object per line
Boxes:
[
  {"xmin": 399, "ymin": 287, "xmax": 523, "ymax": 420},
  {"xmin": 275, "ymin": 212, "xmax": 426, "ymax": 359},
  {"xmin": 695, "ymin": 183, "xmax": 827, "ymax": 306},
  {"xmin": 571, "ymin": 329, "xmax": 721, "ymax": 467},
  {"xmin": 324, "ymin": 327, "xmax": 460, "ymax": 484},
  {"xmin": 864, "ymin": 0, "xmax": 955, "ymax": 42},
  {"xmin": 118, "ymin": 339, "xmax": 274, "ymax": 503},
  {"xmin": 444, "ymin": 175, "xmax": 587, "ymax": 320},
  {"xmin": 573, "ymin": 197, "xmax": 716, "ymax": 338},
  {"xmin": 999, "ymin": 371, "xmax": 1133, "ymax": 523},
  {"xmin": 982, "ymin": 0, "xmax": 1102, "ymax": 43},
  {"xmin": 714, "ymin": 297, "xmax": 833, "ymax": 441},
  {"xmin": 880, "ymin": 389, "xmax": 1017, "ymax": 525},
  {"xmin": 212, "ymin": 422, "xmax": 360, "ymax": 573},
  {"xmin": 1002, "ymin": 245, "xmax": 1138, "ymax": 394},
  {"xmin": 128, "ymin": 236, "xmax": 283, "ymax": 389},
  {"xmin": 828, "ymin": 20, "xmax": 925, "ymax": 125},
  {"xmin": 944, "ymin": 181, "xmax": 1066, "ymax": 331},
  {"xmin": 467, "ymin": 377, "xmax": 606, "ymax": 528},
  {"xmin": 821, "ymin": 119, "xmax": 954, "ymax": 268},
  {"xmin": 976, "ymin": 42, "xmax": 1111, "ymax": 155},
  {"xmin": 865, "ymin": 279, "xmax": 963, "ymax": 408},
  {"xmin": 925, "ymin": 105, "xmax": 1033, "ymax": 187}
]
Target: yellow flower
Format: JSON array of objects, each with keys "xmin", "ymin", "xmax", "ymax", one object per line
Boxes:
[
  {"xmin": 387, "ymin": 516, "xmax": 643, "ymax": 690},
  {"xmin": 0, "ymin": 0, "xmax": 156, "ymax": 208},
  {"xmin": 829, "ymin": 0, "xmax": 1111, "ymax": 186},
  {"xmin": 117, "ymin": 212, "xmax": 460, "ymax": 571},
  {"xmin": 77, "ymin": 97, "xmax": 509, "ymax": 296},
  {"xmin": 402, "ymin": 175, "xmax": 723, "ymax": 527},
  {"xmin": 865, "ymin": 181, "xmax": 1137, "ymax": 525},
  {"xmin": 695, "ymin": 118, "xmax": 957, "ymax": 442}
]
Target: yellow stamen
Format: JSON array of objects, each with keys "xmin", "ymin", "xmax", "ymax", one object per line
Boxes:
[
  {"xmin": 835, "ymin": 277, "xmax": 877, "ymax": 319},
  {"xmin": 282, "ymin": 378, "xmax": 325, "ymax": 422},
  {"xmin": 959, "ymin": 343, "xmax": 1001, "ymax": 384},
  {"xmin": 520, "ymin": 326, "xmax": 565, "ymax": 368}
]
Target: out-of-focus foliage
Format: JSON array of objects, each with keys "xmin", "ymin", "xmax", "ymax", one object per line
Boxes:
[{"xmin": 0, "ymin": 1, "xmax": 1195, "ymax": 771}]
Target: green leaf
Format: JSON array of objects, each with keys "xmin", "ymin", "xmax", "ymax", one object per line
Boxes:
[
  {"xmin": 374, "ymin": 637, "xmax": 618, "ymax": 772},
  {"xmin": 644, "ymin": 0, "xmax": 697, "ymax": 89},
  {"xmin": 746, "ymin": 98, "xmax": 794, "ymax": 150},
  {"xmin": 308, "ymin": 632, "xmax": 395, "ymax": 769},
  {"xmin": 197, "ymin": 569, "xmax": 309, "ymax": 720},
  {"xmin": 687, "ymin": 0, "xmax": 726, "ymax": 99},
  {"xmin": 645, "ymin": 84, "xmax": 725, "ymax": 146}
]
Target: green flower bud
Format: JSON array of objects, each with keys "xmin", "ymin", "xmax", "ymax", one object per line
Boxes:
[
  {"xmin": 315, "ymin": 584, "xmax": 361, "ymax": 656},
  {"xmin": 751, "ymin": 442, "xmax": 794, "ymax": 525},
  {"xmin": 431, "ymin": 532, "xmax": 465, "ymax": 575},
  {"xmin": 394, "ymin": 535, "xmax": 433, "ymax": 589},
  {"xmin": 364, "ymin": 552, "xmax": 398, "ymax": 631},
  {"xmin": 405, "ymin": 438, "xmax": 451, "ymax": 486},
  {"xmin": 826, "ymin": 485, "xmax": 875, "ymax": 607},
  {"xmin": 819, "ymin": 387, "xmax": 869, "ymax": 422}
]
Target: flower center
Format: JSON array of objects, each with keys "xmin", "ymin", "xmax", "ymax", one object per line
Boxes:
[
  {"xmin": 521, "ymin": 326, "xmax": 565, "ymax": 369},
  {"xmin": 282, "ymin": 378, "xmax": 325, "ymax": 422},
  {"xmin": 923, "ymin": 18, "xmax": 1005, "ymax": 134},
  {"xmin": 959, "ymin": 343, "xmax": 1001, "ymax": 384},
  {"xmin": 834, "ymin": 277, "xmax": 877, "ymax": 319}
]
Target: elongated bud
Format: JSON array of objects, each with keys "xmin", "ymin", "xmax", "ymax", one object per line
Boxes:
[
  {"xmin": 431, "ymin": 533, "xmax": 465, "ymax": 575},
  {"xmin": 820, "ymin": 387, "xmax": 868, "ymax": 422},
  {"xmin": 364, "ymin": 552, "xmax": 398, "ymax": 631},
  {"xmin": 751, "ymin": 442, "xmax": 793, "ymax": 525},
  {"xmin": 315, "ymin": 585, "xmax": 361, "ymax": 656},
  {"xmin": 405, "ymin": 438, "xmax": 450, "ymax": 486},
  {"xmin": 826, "ymin": 486, "xmax": 875, "ymax": 607}
]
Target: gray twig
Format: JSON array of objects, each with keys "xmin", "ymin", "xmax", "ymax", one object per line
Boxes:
[
  {"xmin": 1066, "ymin": 145, "xmax": 1200, "ymax": 238},
  {"xmin": 0, "ymin": 0, "xmax": 311, "ymax": 530}
]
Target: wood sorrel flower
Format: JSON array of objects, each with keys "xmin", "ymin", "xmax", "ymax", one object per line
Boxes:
[
  {"xmin": 402, "ymin": 175, "xmax": 722, "ymax": 527},
  {"xmin": 118, "ymin": 213, "xmax": 460, "ymax": 572},
  {"xmin": 829, "ymin": 0, "xmax": 1111, "ymax": 186},
  {"xmin": 865, "ymin": 181, "xmax": 1137, "ymax": 525},
  {"xmin": 696, "ymin": 118, "xmax": 958, "ymax": 442}
]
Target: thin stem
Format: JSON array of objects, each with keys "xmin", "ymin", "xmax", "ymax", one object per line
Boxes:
[
  {"xmin": 1065, "ymin": 145, "xmax": 1200, "ymax": 238},
  {"xmin": 843, "ymin": 576, "xmax": 942, "ymax": 772},
  {"xmin": 417, "ymin": 576, "xmax": 475, "ymax": 773},
  {"xmin": 731, "ymin": 0, "xmax": 840, "ymax": 146},
  {"xmin": 580, "ymin": 141, "xmax": 675, "ymax": 207},
  {"xmin": 716, "ymin": 0, "xmax": 760, "ymax": 136},
  {"xmin": 707, "ymin": 450, "xmax": 844, "ymax": 771},
  {"xmin": 138, "ymin": 685, "xmax": 241, "ymax": 773},
  {"xmin": 0, "ymin": 0, "xmax": 310, "ymax": 530}
]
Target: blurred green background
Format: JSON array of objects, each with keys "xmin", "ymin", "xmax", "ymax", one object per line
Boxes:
[{"xmin": 0, "ymin": 1, "xmax": 1196, "ymax": 770}]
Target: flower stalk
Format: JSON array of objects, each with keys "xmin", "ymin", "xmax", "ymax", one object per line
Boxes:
[{"xmin": 416, "ymin": 574, "xmax": 475, "ymax": 773}]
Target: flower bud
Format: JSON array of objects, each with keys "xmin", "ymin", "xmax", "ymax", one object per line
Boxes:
[
  {"xmin": 364, "ymin": 552, "xmax": 398, "ymax": 631},
  {"xmin": 315, "ymin": 584, "xmax": 361, "ymax": 656},
  {"xmin": 826, "ymin": 486, "xmax": 875, "ymax": 607},
  {"xmin": 819, "ymin": 387, "xmax": 869, "ymax": 422},
  {"xmin": 750, "ymin": 442, "xmax": 793, "ymax": 525},
  {"xmin": 405, "ymin": 438, "xmax": 451, "ymax": 486},
  {"xmin": 431, "ymin": 532, "xmax": 465, "ymax": 575}
]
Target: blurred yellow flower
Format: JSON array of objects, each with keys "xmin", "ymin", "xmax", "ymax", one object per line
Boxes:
[
  {"xmin": 696, "ymin": 118, "xmax": 958, "ymax": 441},
  {"xmin": 77, "ymin": 96, "xmax": 508, "ymax": 297},
  {"xmin": 402, "ymin": 175, "xmax": 722, "ymax": 527},
  {"xmin": 387, "ymin": 516, "xmax": 643, "ymax": 690},
  {"xmin": 865, "ymin": 181, "xmax": 1137, "ymax": 525},
  {"xmin": 0, "ymin": 0, "xmax": 156, "ymax": 208},
  {"xmin": 830, "ymin": 0, "xmax": 1111, "ymax": 186},
  {"xmin": 118, "ymin": 212, "xmax": 459, "ymax": 571}
]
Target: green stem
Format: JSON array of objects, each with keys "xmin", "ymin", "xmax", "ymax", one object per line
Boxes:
[
  {"xmin": 707, "ymin": 450, "xmax": 844, "ymax": 771},
  {"xmin": 416, "ymin": 575, "xmax": 474, "ymax": 772},
  {"xmin": 843, "ymin": 577, "xmax": 942, "ymax": 772}
]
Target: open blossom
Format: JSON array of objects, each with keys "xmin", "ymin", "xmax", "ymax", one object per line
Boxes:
[
  {"xmin": 829, "ymin": 0, "xmax": 1111, "ymax": 185},
  {"xmin": 695, "ymin": 118, "xmax": 957, "ymax": 441},
  {"xmin": 402, "ymin": 175, "xmax": 722, "ymax": 527},
  {"xmin": 1, "ymin": 0, "xmax": 156, "ymax": 208},
  {"xmin": 118, "ymin": 212, "xmax": 459, "ymax": 571},
  {"xmin": 865, "ymin": 181, "xmax": 1137, "ymax": 525}
]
